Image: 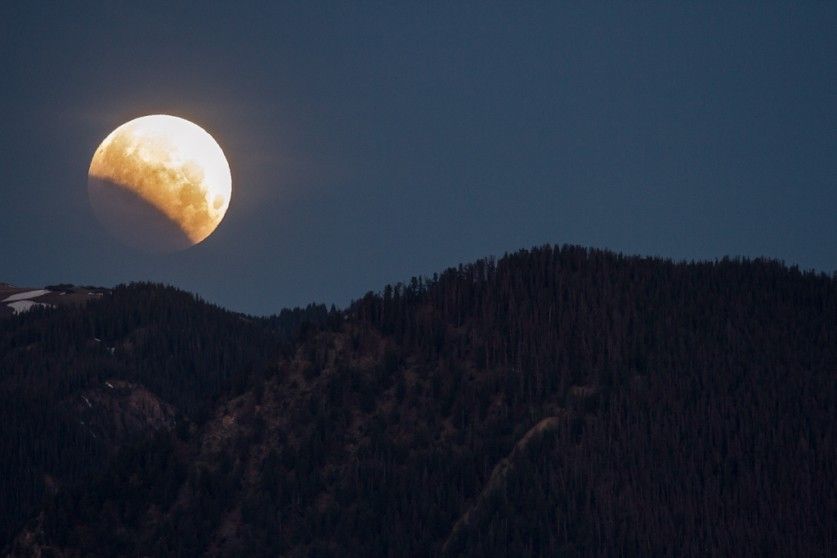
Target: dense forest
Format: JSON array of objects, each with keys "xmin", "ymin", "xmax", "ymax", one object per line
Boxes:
[
  {"xmin": 1, "ymin": 245, "xmax": 835, "ymax": 556},
  {"xmin": 0, "ymin": 285, "xmax": 330, "ymax": 549}
]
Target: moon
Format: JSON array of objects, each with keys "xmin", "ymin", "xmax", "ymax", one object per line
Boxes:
[{"xmin": 88, "ymin": 115, "xmax": 231, "ymax": 252}]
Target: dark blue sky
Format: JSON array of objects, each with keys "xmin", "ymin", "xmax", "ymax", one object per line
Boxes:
[{"xmin": 1, "ymin": 2, "xmax": 835, "ymax": 315}]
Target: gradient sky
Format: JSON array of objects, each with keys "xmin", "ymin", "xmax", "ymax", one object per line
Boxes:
[{"xmin": 1, "ymin": 2, "xmax": 835, "ymax": 315}]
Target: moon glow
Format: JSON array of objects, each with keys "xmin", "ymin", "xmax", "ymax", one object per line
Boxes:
[{"xmin": 88, "ymin": 115, "xmax": 231, "ymax": 252}]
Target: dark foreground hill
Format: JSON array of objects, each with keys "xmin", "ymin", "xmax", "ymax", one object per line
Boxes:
[{"xmin": 2, "ymin": 246, "xmax": 835, "ymax": 557}]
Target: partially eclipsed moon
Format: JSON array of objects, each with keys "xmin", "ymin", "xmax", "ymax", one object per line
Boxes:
[{"xmin": 88, "ymin": 115, "xmax": 231, "ymax": 252}]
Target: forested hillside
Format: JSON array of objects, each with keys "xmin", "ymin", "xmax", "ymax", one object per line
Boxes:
[
  {"xmin": 0, "ymin": 285, "xmax": 330, "ymax": 548},
  {"xmin": 3, "ymin": 246, "xmax": 835, "ymax": 556}
]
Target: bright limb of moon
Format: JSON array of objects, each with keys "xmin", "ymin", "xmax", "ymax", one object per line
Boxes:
[{"xmin": 88, "ymin": 115, "xmax": 231, "ymax": 252}]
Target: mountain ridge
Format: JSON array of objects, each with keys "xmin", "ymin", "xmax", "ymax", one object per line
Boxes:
[{"xmin": 2, "ymin": 245, "xmax": 834, "ymax": 556}]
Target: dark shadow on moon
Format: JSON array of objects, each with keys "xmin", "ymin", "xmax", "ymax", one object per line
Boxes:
[{"xmin": 88, "ymin": 177, "xmax": 194, "ymax": 253}]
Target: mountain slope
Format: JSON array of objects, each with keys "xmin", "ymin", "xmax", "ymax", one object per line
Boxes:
[
  {"xmin": 3, "ymin": 246, "xmax": 835, "ymax": 557},
  {"xmin": 0, "ymin": 283, "xmax": 330, "ymax": 549}
]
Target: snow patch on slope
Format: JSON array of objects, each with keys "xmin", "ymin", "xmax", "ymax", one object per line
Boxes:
[
  {"xmin": 3, "ymin": 289, "xmax": 50, "ymax": 302},
  {"xmin": 7, "ymin": 300, "xmax": 53, "ymax": 314}
]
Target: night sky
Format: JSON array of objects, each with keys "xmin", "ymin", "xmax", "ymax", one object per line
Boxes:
[{"xmin": 1, "ymin": 2, "xmax": 835, "ymax": 315}]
